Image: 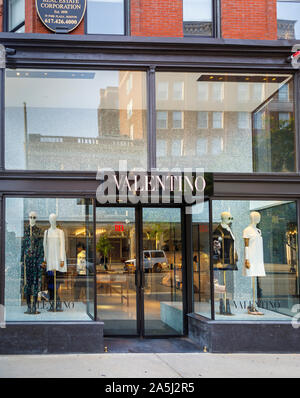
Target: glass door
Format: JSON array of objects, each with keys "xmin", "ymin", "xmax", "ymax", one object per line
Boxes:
[
  {"xmin": 95, "ymin": 207, "xmax": 137, "ymax": 335},
  {"xmin": 142, "ymin": 208, "xmax": 184, "ymax": 336}
]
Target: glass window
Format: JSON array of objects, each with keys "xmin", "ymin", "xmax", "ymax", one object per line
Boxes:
[
  {"xmin": 157, "ymin": 111, "xmax": 168, "ymax": 129},
  {"xmin": 197, "ymin": 137, "xmax": 208, "ymax": 155},
  {"xmin": 173, "ymin": 82, "xmax": 184, "ymax": 100},
  {"xmin": 212, "ymin": 112, "xmax": 223, "ymax": 129},
  {"xmin": 156, "ymin": 72, "xmax": 296, "ymax": 173},
  {"xmin": 238, "ymin": 112, "xmax": 251, "ymax": 129},
  {"xmin": 197, "ymin": 111, "xmax": 208, "ymax": 129},
  {"xmin": 157, "ymin": 139, "xmax": 167, "ymax": 157},
  {"xmin": 183, "ymin": 0, "xmax": 213, "ymax": 37},
  {"xmin": 87, "ymin": 0, "xmax": 125, "ymax": 35},
  {"xmin": 5, "ymin": 198, "xmax": 94, "ymax": 321},
  {"xmin": 277, "ymin": 0, "xmax": 300, "ymax": 39},
  {"xmin": 210, "ymin": 200, "xmax": 298, "ymax": 321},
  {"xmin": 5, "ymin": 69, "xmax": 148, "ymax": 171},
  {"xmin": 171, "ymin": 139, "xmax": 183, "ymax": 157},
  {"xmin": 157, "ymin": 82, "xmax": 169, "ymax": 100},
  {"xmin": 8, "ymin": 0, "xmax": 25, "ymax": 32},
  {"xmin": 172, "ymin": 111, "xmax": 183, "ymax": 129}
]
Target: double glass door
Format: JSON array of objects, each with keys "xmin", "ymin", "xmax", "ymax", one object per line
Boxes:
[{"xmin": 95, "ymin": 206, "xmax": 183, "ymax": 336}]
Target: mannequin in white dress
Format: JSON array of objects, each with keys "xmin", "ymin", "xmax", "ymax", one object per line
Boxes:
[
  {"xmin": 243, "ymin": 211, "xmax": 266, "ymax": 316},
  {"xmin": 43, "ymin": 214, "xmax": 67, "ymax": 311}
]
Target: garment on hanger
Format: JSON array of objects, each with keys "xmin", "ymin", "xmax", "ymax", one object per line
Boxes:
[
  {"xmin": 43, "ymin": 228, "xmax": 67, "ymax": 272},
  {"xmin": 243, "ymin": 226, "xmax": 266, "ymax": 277}
]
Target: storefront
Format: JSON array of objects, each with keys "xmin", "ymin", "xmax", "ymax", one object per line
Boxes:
[{"xmin": 0, "ymin": 33, "xmax": 300, "ymax": 353}]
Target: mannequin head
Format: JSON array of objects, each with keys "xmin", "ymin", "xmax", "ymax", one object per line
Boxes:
[
  {"xmin": 29, "ymin": 211, "xmax": 37, "ymax": 227},
  {"xmin": 221, "ymin": 211, "xmax": 233, "ymax": 226},
  {"xmin": 250, "ymin": 211, "xmax": 261, "ymax": 226},
  {"xmin": 49, "ymin": 213, "xmax": 57, "ymax": 228}
]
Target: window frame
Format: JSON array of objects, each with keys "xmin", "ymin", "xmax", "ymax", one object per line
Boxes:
[
  {"xmin": 277, "ymin": 0, "xmax": 300, "ymax": 40},
  {"xmin": 84, "ymin": 0, "xmax": 130, "ymax": 36},
  {"xmin": 3, "ymin": 0, "xmax": 25, "ymax": 33},
  {"xmin": 182, "ymin": 0, "xmax": 221, "ymax": 38}
]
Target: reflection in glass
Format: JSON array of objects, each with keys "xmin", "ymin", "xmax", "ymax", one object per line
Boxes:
[
  {"xmin": 183, "ymin": 0, "xmax": 213, "ymax": 36},
  {"xmin": 87, "ymin": 0, "xmax": 125, "ymax": 34},
  {"xmin": 209, "ymin": 200, "xmax": 299, "ymax": 321},
  {"xmin": 277, "ymin": 0, "xmax": 300, "ymax": 39},
  {"xmin": 143, "ymin": 208, "xmax": 183, "ymax": 336},
  {"xmin": 95, "ymin": 207, "xmax": 137, "ymax": 335},
  {"xmin": 9, "ymin": 0, "xmax": 25, "ymax": 32},
  {"xmin": 156, "ymin": 72, "xmax": 295, "ymax": 173},
  {"xmin": 5, "ymin": 70, "xmax": 147, "ymax": 171},
  {"xmin": 5, "ymin": 198, "xmax": 94, "ymax": 321}
]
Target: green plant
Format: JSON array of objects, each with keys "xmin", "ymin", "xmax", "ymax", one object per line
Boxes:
[{"xmin": 96, "ymin": 235, "xmax": 113, "ymax": 258}]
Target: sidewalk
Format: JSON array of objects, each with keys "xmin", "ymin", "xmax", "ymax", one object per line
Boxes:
[{"xmin": 1, "ymin": 352, "xmax": 300, "ymax": 378}]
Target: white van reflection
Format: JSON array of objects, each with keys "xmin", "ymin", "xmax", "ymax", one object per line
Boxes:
[{"xmin": 124, "ymin": 250, "xmax": 168, "ymax": 273}]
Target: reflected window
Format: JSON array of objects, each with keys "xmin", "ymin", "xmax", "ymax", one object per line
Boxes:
[
  {"xmin": 5, "ymin": 198, "xmax": 94, "ymax": 321},
  {"xmin": 157, "ymin": 82, "xmax": 169, "ymax": 100},
  {"xmin": 87, "ymin": 0, "xmax": 125, "ymax": 35},
  {"xmin": 183, "ymin": 0, "xmax": 213, "ymax": 37},
  {"xmin": 277, "ymin": 0, "xmax": 300, "ymax": 39},
  {"xmin": 172, "ymin": 139, "xmax": 183, "ymax": 156},
  {"xmin": 5, "ymin": 69, "xmax": 148, "ymax": 171},
  {"xmin": 197, "ymin": 112, "xmax": 209, "ymax": 129},
  {"xmin": 8, "ymin": 0, "xmax": 25, "ymax": 32},
  {"xmin": 156, "ymin": 72, "xmax": 295, "ymax": 173},
  {"xmin": 238, "ymin": 112, "xmax": 250, "ymax": 129},
  {"xmin": 157, "ymin": 139, "xmax": 167, "ymax": 157},
  {"xmin": 197, "ymin": 137, "xmax": 208, "ymax": 155},
  {"xmin": 157, "ymin": 111, "xmax": 168, "ymax": 129},
  {"xmin": 172, "ymin": 111, "xmax": 183, "ymax": 129},
  {"xmin": 173, "ymin": 82, "xmax": 184, "ymax": 100}
]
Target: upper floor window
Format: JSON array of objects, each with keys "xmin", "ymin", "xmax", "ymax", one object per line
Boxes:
[
  {"xmin": 87, "ymin": 0, "xmax": 125, "ymax": 35},
  {"xmin": 183, "ymin": 0, "xmax": 214, "ymax": 37},
  {"xmin": 8, "ymin": 0, "xmax": 25, "ymax": 32},
  {"xmin": 277, "ymin": 0, "xmax": 300, "ymax": 39}
]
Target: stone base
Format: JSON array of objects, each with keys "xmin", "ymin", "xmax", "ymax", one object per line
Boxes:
[
  {"xmin": 188, "ymin": 313, "xmax": 300, "ymax": 353},
  {"xmin": 0, "ymin": 322, "xmax": 104, "ymax": 354}
]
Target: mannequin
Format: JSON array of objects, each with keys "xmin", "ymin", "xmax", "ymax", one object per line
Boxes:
[
  {"xmin": 243, "ymin": 211, "xmax": 266, "ymax": 316},
  {"xmin": 43, "ymin": 214, "xmax": 67, "ymax": 312},
  {"xmin": 213, "ymin": 211, "xmax": 238, "ymax": 316},
  {"xmin": 20, "ymin": 211, "xmax": 44, "ymax": 315}
]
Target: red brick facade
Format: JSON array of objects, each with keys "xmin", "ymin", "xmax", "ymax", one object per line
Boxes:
[
  {"xmin": 25, "ymin": 0, "xmax": 85, "ymax": 34},
  {"xmin": 4, "ymin": 0, "xmax": 279, "ymax": 40},
  {"xmin": 130, "ymin": 0, "xmax": 183, "ymax": 37},
  {"xmin": 221, "ymin": 0, "xmax": 278, "ymax": 40}
]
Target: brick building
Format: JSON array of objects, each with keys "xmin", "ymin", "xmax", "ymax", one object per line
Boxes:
[{"xmin": 0, "ymin": 1, "xmax": 300, "ymax": 355}]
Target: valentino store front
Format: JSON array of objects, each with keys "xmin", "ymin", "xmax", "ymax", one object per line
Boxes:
[{"xmin": 0, "ymin": 33, "xmax": 300, "ymax": 354}]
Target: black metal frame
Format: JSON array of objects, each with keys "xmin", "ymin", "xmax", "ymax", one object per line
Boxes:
[
  {"xmin": 0, "ymin": 33, "xmax": 300, "ymax": 338},
  {"xmin": 2, "ymin": 0, "xmax": 25, "ymax": 33}
]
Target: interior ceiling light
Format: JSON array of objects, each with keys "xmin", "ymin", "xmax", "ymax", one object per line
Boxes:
[
  {"xmin": 6, "ymin": 71, "xmax": 95, "ymax": 79},
  {"xmin": 197, "ymin": 75, "xmax": 287, "ymax": 83}
]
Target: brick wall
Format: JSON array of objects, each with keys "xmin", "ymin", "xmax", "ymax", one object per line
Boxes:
[
  {"xmin": 25, "ymin": 0, "xmax": 84, "ymax": 34},
  {"xmin": 131, "ymin": 0, "xmax": 183, "ymax": 37},
  {"xmin": 221, "ymin": 0, "xmax": 278, "ymax": 40}
]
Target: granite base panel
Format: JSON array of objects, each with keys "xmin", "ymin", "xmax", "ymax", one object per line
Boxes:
[
  {"xmin": 0, "ymin": 322, "xmax": 104, "ymax": 354},
  {"xmin": 188, "ymin": 314, "xmax": 300, "ymax": 353}
]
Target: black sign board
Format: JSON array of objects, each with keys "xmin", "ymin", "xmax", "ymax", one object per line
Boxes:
[{"xmin": 36, "ymin": 0, "xmax": 86, "ymax": 33}]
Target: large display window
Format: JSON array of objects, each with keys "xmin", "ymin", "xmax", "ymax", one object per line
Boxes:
[
  {"xmin": 5, "ymin": 69, "xmax": 148, "ymax": 171},
  {"xmin": 193, "ymin": 200, "xmax": 299, "ymax": 321},
  {"xmin": 5, "ymin": 198, "xmax": 94, "ymax": 321},
  {"xmin": 156, "ymin": 72, "xmax": 296, "ymax": 173}
]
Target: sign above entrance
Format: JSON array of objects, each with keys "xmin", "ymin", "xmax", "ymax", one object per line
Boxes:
[{"xmin": 36, "ymin": 0, "xmax": 86, "ymax": 33}]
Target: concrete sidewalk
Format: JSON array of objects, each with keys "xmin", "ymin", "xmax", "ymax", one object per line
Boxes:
[{"xmin": 1, "ymin": 353, "xmax": 300, "ymax": 378}]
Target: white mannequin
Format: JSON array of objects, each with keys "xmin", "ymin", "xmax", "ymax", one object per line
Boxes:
[
  {"xmin": 43, "ymin": 214, "xmax": 67, "ymax": 272},
  {"xmin": 243, "ymin": 211, "xmax": 265, "ymax": 316},
  {"xmin": 243, "ymin": 211, "xmax": 266, "ymax": 277}
]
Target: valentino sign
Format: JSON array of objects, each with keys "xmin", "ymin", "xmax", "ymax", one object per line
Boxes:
[{"xmin": 36, "ymin": 0, "xmax": 86, "ymax": 33}]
